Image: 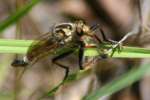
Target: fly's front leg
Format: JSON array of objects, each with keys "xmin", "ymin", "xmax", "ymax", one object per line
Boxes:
[
  {"xmin": 78, "ymin": 41, "xmax": 85, "ymax": 70},
  {"xmin": 90, "ymin": 25, "xmax": 117, "ymax": 45},
  {"xmin": 91, "ymin": 24, "xmax": 124, "ymax": 44},
  {"xmin": 92, "ymin": 35, "xmax": 109, "ymax": 59},
  {"xmin": 90, "ymin": 24, "xmax": 100, "ymax": 31},
  {"xmin": 52, "ymin": 50, "xmax": 75, "ymax": 81},
  {"xmin": 90, "ymin": 25, "xmax": 122, "ymax": 57},
  {"xmin": 99, "ymin": 28, "xmax": 119, "ymax": 44},
  {"xmin": 99, "ymin": 28, "xmax": 123, "ymax": 56}
]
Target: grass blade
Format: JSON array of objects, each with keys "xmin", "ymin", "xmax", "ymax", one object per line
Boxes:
[
  {"xmin": 85, "ymin": 47, "xmax": 150, "ymax": 58},
  {"xmin": 83, "ymin": 63, "xmax": 150, "ymax": 100},
  {"xmin": 0, "ymin": 39, "xmax": 150, "ymax": 58},
  {"xmin": 0, "ymin": 39, "xmax": 32, "ymax": 47},
  {"xmin": 0, "ymin": 0, "xmax": 40, "ymax": 32},
  {"xmin": 0, "ymin": 46, "xmax": 28, "ymax": 54}
]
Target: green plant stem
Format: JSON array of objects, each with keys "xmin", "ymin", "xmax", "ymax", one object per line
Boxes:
[
  {"xmin": 0, "ymin": 46, "xmax": 28, "ymax": 54},
  {"xmin": 0, "ymin": 39, "xmax": 150, "ymax": 58},
  {"xmin": 0, "ymin": 39, "xmax": 32, "ymax": 47},
  {"xmin": 85, "ymin": 47, "xmax": 150, "ymax": 58}
]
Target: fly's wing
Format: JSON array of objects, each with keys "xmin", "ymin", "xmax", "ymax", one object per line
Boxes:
[
  {"xmin": 15, "ymin": 32, "xmax": 59, "ymax": 83},
  {"xmin": 26, "ymin": 32, "xmax": 59, "ymax": 62}
]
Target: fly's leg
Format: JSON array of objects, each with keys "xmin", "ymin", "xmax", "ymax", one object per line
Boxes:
[
  {"xmin": 92, "ymin": 27, "xmax": 122, "ymax": 57},
  {"xmin": 92, "ymin": 34, "xmax": 109, "ymax": 59},
  {"xmin": 78, "ymin": 41, "xmax": 85, "ymax": 70},
  {"xmin": 99, "ymin": 28, "xmax": 120, "ymax": 44},
  {"xmin": 90, "ymin": 25, "xmax": 119, "ymax": 58},
  {"xmin": 90, "ymin": 25, "xmax": 122, "ymax": 57},
  {"xmin": 89, "ymin": 25, "xmax": 108, "ymax": 58},
  {"xmin": 90, "ymin": 24, "xmax": 100, "ymax": 31},
  {"xmin": 99, "ymin": 28, "xmax": 123, "ymax": 56},
  {"xmin": 52, "ymin": 50, "xmax": 75, "ymax": 81},
  {"xmin": 91, "ymin": 25, "xmax": 121, "ymax": 44}
]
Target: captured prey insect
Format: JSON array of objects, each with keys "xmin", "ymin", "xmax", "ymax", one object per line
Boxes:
[{"xmin": 11, "ymin": 20, "xmax": 122, "ymax": 82}]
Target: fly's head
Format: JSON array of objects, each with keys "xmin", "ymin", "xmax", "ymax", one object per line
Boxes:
[{"xmin": 75, "ymin": 20, "xmax": 93, "ymax": 36}]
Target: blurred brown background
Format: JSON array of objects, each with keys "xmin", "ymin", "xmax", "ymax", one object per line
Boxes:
[{"xmin": 0, "ymin": 0, "xmax": 150, "ymax": 100}]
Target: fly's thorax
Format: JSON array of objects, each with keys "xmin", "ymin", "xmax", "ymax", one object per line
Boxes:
[
  {"xmin": 53, "ymin": 22, "xmax": 76, "ymax": 43},
  {"xmin": 52, "ymin": 20, "xmax": 95, "ymax": 44}
]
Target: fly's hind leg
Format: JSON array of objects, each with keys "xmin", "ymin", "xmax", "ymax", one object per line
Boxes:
[
  {"xmin": 44, "ymin": 50, "xmax": 75, "ymax": 97},
  {"xmin": 52, "ymin": 50, "xmax": 75, "ymax": 81}
]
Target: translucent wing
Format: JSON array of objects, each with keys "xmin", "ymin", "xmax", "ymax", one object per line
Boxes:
[
  {"xmin": 14, "ymin": 32, "xmax": 59, "ymax": 83},
  {"xmin": 26, "ymin": 32, "xmax": 59, "ymax": 62}
]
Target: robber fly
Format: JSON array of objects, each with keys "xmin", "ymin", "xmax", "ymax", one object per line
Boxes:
[{"xmin": 11, "ymin": 20, "xmax": 120, "ymax": 81}]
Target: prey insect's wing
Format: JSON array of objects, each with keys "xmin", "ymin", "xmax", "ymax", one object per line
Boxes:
[{"xmin": 26, "ymin": 32, "xmax": 59, "ymax": 63}]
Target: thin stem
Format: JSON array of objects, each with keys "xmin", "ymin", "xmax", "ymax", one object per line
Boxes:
[{"xmin": 0, "ymin": 39, "xmax": 149, "ymax": 58}]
